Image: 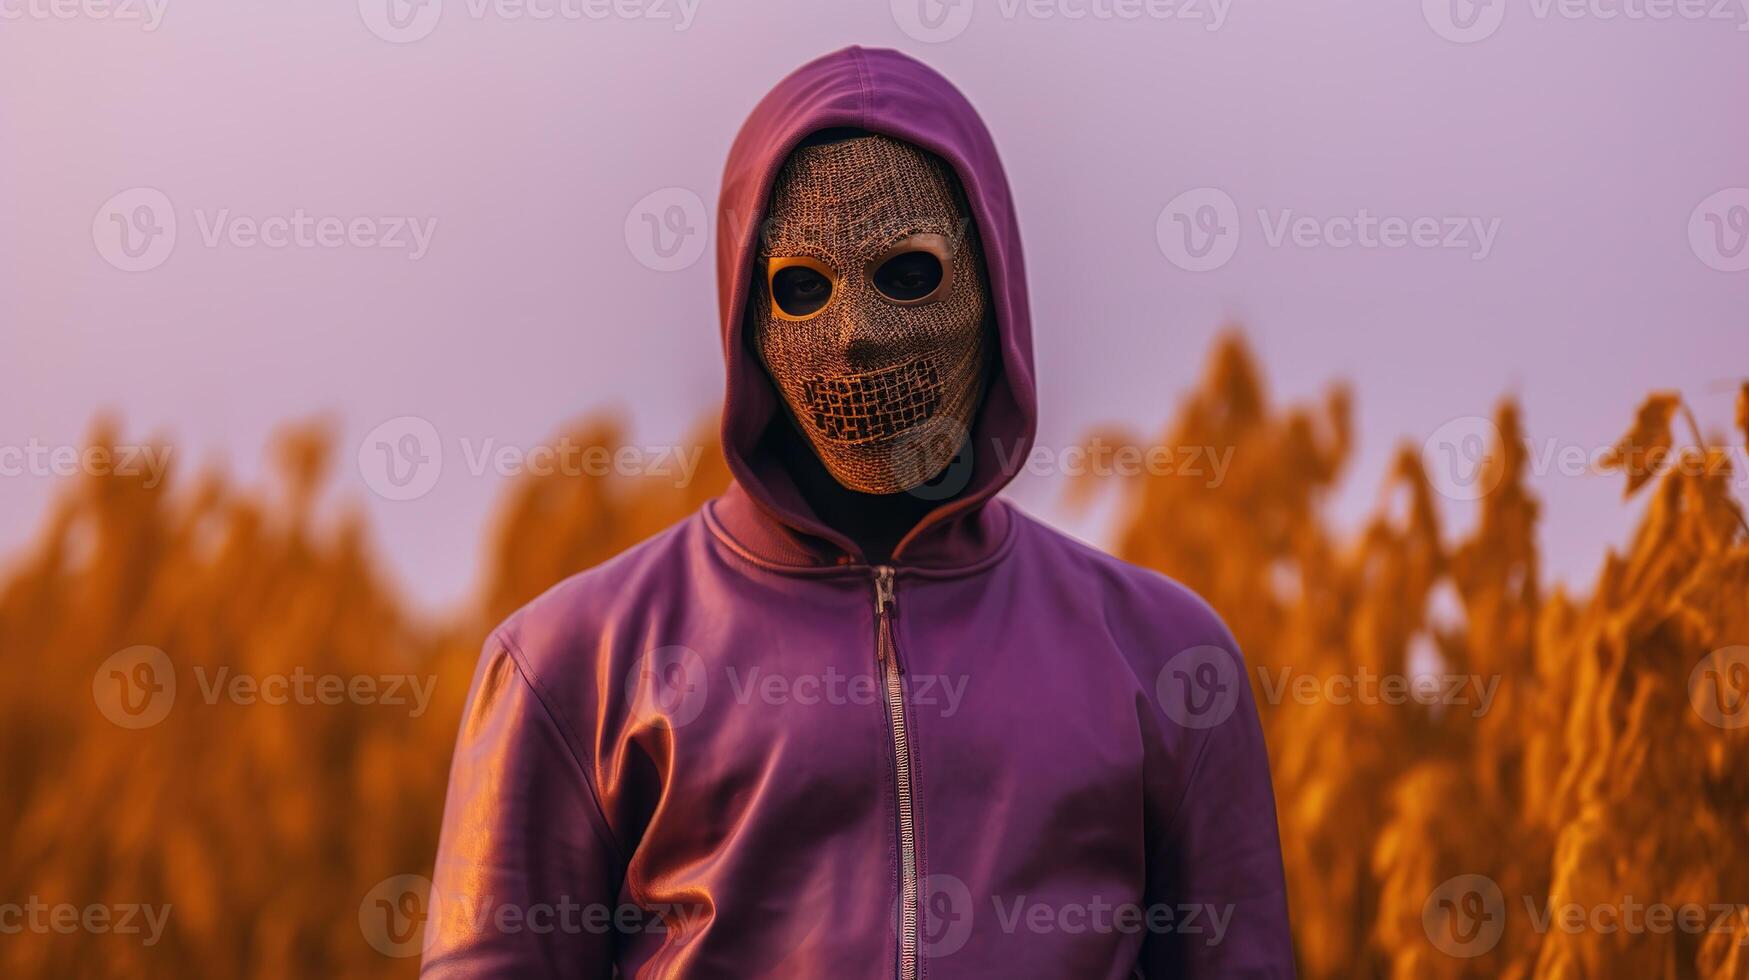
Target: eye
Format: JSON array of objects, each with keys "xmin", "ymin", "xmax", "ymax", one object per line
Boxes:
[
  {"xmin": 771, "ymin": 264, "xmax": 833, "ymax": 317},
  {"xmin": 872, "ymin": 251, "xmax": 944, "ymax": 302}
]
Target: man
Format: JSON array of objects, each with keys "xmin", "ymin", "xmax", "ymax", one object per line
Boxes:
[{"xmin": 424, "ymin": 46, "xmax": 1292, "ymax": 978}]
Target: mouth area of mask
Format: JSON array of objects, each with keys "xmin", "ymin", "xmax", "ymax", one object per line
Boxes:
[{"xmin": 802, "ymin": 358, "xmax": 943, "ymax": 445}]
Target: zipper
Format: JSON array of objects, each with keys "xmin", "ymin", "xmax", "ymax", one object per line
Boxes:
[{"xmin": 873, "ymin": 565, "xmax": 919, "ymax": 980}]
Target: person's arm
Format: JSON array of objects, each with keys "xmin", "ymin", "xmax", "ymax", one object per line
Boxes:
[
  {"xmin": 422, "ymin": 632, "xmax": 622, "ymax": 978},
  {"xmin": 1136, "ymin": 621, "xmax": 1294, "ymax": 977}
]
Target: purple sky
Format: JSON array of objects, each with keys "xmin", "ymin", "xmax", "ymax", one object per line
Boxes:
[{"xmin": 4, "ymin": 0, "xmax": 1746, "ymax": 609}]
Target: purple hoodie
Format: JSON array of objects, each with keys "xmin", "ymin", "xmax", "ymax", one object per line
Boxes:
[{"xmin": 424, "ymin": 46, "xmax": 1292, "ymax": 979}]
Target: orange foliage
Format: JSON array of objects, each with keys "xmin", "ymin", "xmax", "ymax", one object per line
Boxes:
[
  {"xmin": 1, "ymin": 336, "xmax": 1744, "ymax": 977},
  {"xmin": 1106, "ymin": 333, "xmax": 1749, "ymax": 979}
]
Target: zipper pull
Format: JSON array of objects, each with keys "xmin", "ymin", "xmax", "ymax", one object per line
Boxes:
[{"xmin": 873, "ymin": 566, "xmax": 904, "ymax": 675}]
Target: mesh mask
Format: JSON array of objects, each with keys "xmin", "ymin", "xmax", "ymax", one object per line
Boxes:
[{"xmin": 752, "ymin": 133, "xmax": 989, "ymax": 494}]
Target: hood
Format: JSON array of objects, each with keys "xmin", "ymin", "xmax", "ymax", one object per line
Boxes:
[{"xmin": 714, "ymin": 46, "xmax": 1037, "ymax": 567}]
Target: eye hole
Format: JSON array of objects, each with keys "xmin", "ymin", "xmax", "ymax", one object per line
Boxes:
[
  {"xmin": 872, "ymin": 251, "xmax": 944, "ymax": 302},
  {"xmin": 771, "ymin": 264, "xmax": 833, "ymax": 317}
]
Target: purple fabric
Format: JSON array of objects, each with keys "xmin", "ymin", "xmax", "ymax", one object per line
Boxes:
[{"xmin": 425, "ymin": 46, "xmax": 1293, "ymax": 978}]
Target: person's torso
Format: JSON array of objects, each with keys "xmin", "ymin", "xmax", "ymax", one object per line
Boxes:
[{"xmin": 504, "ymin": 502, "xmax": 1209, "ymax": 978}]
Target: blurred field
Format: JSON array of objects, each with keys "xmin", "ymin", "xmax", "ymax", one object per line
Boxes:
[{"xmin": 2, "ymin": 335, "xmax": 1745, "ymax": 977}]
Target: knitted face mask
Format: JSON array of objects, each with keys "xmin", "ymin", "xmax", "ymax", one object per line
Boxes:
[{"xmin": 752, "ymin": 133, "xmax": 989, "ymax": 495}]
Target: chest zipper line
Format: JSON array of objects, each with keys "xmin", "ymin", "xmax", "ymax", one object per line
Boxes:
[{"xmin": 873, "ymin": 565, "xmax": 919, "ymax": 980}]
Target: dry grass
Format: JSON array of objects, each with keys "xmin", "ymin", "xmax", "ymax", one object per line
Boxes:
[{"xmin": 1, "ymin": 337, "xmax": 1744, "ymax": 977}]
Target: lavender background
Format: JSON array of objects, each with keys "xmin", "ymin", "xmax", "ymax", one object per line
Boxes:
[{"xmin": 3, "ymin": 0, "xmax": 1746, "ymax": 609}]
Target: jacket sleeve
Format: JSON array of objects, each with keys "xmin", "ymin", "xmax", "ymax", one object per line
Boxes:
[
  {"xmin": 1136, "ymin": 614, "xmax": 1295, "ymax": 978},
  {"xmin": 422, "ymin": 632, "xmax": 623, "ymax": 978}
]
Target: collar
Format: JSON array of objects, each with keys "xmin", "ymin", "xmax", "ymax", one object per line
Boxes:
[{"xmin": 704, "ymin": 479, "xmax": 1016, "ymax": 574}]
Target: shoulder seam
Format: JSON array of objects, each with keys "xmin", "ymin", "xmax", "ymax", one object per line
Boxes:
[{"xmin": 492, "ymin": 627, "xmax": 629, "ymax": 866}]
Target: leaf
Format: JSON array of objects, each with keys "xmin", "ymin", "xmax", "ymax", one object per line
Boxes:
[
  {"xmin": 1737, "ymin": 383, "xmax": 1749, "ymax": 457},
  {"xmin": 1599, "ymin": 392, "xmax": 1682, "ymax": 498}
]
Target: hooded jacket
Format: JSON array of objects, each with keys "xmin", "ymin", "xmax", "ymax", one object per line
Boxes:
[{"xmin": 424, "ymin": 46, "xmax": 1292, "ymax": 979}]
